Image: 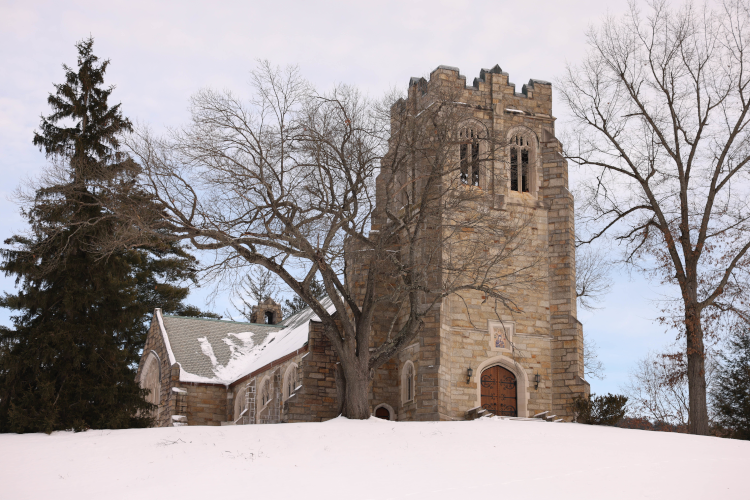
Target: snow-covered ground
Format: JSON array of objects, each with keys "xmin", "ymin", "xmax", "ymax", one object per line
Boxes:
[{"xmin": 1, "ymin": 417, "xmax": 748, "ymax": 499}]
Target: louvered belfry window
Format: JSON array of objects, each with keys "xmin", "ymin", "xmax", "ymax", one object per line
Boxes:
[{"xmin": 460, "ymin": 128, "xmax": 480, "ymax": 187}]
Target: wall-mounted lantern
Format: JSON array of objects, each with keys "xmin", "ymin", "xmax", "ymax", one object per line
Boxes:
[
  {"xmin": 467, "ymin": 367, "xmax": 473, "ymax": 384},
  {"xmin": 534, "ymin": 372, "xmax": 541, "ymax": 389}
]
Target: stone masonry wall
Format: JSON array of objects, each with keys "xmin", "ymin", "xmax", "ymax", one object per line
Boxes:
[
  {"xmin": 137, "ymin": 311, "xmax": 228, "ymax": 427},
  {"xmin": 440, "ymin": 301, "xmax": 553, "ymax": 419},
  {"xmin": 178, "ymin": 382, "xmax": 227, "ymax": 426},
  {"xmin": 411, "ymin": 66, "xmax": 587, "ymax": 421},
  {"xmin": 283, "ymin": 321, "xmax": 340, "ymax": 423},
  {"xmin": 136, "ymin": 311, "xmax": 177, "ymax": 427},
  {"xmin": 226, "ymin": 348, "xmax": 307, "ymax": 424},
  {"xmin": 345, "ymin": 216, "xmax": 444, "ymax": 421},
  {"xmin": 540, "ymin": 133, "xmax": 590, "ymax": 416}
]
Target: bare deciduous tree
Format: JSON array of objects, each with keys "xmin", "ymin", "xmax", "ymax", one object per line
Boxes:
[
  {"xmin": 623, "ymin": 349, "xmax": 717, "ymax": 427},
  {"xmin": 559, "ymin": 0, "xmax": 750, "ymax": 434},
  {"xmin": 574, "ymin": 205, "xmax": 612, "ymax": 380},
  {"xmin": 229, "ymin": 267, "xmax": 280, "ymax": 322},
  {"xmin": 576, "ymin": 245, "xmax": 614, "ymax": 311},
  {"xmin": 583, "ymin": 336, "xmax": 606, "ymax": 380},
  {"xmin": 120, "ymin": 62, "xmax": 545, "ymax": 419}
]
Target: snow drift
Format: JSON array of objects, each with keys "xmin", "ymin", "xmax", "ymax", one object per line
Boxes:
[{"xmin": 1, "ymin": 417, "xmax": 747, "ymax": 499}]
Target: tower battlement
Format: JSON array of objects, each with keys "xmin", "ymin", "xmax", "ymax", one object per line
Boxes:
[{"xmin": 407, "ymin": 64, "xmax": 554, "ymax": 117}]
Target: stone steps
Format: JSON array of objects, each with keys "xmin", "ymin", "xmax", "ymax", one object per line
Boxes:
[{"xmin": 465, "ymin": 407, "xmax": 563, "ymax": 422}]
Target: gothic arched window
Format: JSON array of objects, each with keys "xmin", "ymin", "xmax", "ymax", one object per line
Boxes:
[
  {"xmin": 283, "ymin": 363, "xmax": 299, "ymax": 401},
  {"xmin": 509, "ymin": 134, "xmax": 532, "ymax": 193},
  {"xmin": 234, "ymin": 386, "xmax": 247, "ymax": 421},
  {"xmin": 140, "ymin": 351, "xmax": 161, "ymax": 408},
  {"xmin": 260, "ymin": 378, "xmax": 271, "ymax": 406},
  {"xmin": 402, "ymin": 361, "xmax": 416, "ymax": 404}
]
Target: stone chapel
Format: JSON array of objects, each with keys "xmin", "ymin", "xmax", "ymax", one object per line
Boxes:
[{"xmin": 136, "ymin": 64, "xmax": 589, "ymax": 427}]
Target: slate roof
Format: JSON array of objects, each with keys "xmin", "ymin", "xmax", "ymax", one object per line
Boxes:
[
  {"xmin": 154, "ymin": 297, "xmax": 335, "ymax": 385},
  {"xmin": 160, "ymin": 316, "xmax": 281, "ymax": 383}
]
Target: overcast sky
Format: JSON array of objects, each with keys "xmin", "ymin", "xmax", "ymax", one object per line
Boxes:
[{"xmin": 0, "ymin": 0, "xmax": 681, "ymax": 396}]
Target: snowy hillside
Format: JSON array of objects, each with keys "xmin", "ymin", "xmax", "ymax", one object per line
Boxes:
[{"xmin": 1, "ymin": 417, "xmax": 748, "ymax": 500}]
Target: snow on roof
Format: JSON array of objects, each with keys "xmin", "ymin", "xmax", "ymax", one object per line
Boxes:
[{"xmin": 157, "ymin": 297, "xmax": 336, "ymax": 385}]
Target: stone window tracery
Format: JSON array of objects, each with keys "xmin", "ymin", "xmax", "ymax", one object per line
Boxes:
[
  {"xmin": 509, "ymin": 134, "xmax": 532, "ymax": 193},
  {"xmin": 459, "ymin": 128, "xmax": 480, "ymax": 187}
]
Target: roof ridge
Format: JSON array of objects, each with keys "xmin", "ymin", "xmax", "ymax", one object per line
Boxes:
[{"xmin": 161, "ymin": 315, "xmax": 285, "ymax": 327}]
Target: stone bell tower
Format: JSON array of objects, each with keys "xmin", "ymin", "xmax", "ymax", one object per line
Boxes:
[
  {"xmin": 349, "ymin": 64, "xmax": 589, "ymax": 422},
  {"xmin": 250, "ymin": 298, "xmax": 283, "ymax": 325}
]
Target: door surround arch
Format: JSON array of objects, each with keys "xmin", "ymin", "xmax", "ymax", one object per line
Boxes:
[
  {"xmin": 373, "ymin": 403, "xmax": 396, "ymax": 421},
  {"xmin": 473, "ymin": 356, "xmax": 529, "ymax": 417}
]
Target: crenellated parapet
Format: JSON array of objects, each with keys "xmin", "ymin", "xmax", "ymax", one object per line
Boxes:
[{"xmin": 406, "ymin": 64, "xmax": 554, "ymax": 119}]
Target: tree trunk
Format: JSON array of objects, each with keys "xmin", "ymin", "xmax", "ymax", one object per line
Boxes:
[
  {"xmin": 686, "ymin": 305, "xmax": 709, "ymax": 435},
  {"xmin": 339, "ymin": 359, "xmax": 371, "ymax": 420}
]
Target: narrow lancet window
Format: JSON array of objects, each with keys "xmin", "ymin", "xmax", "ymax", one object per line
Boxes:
[
  {"xmin": 521, "ymin": 149, "xmax": 529, "ymax": 193},
  {"xmin": 460, "ymin": 143, "xmax": 468, "ymax": 184},
  {"xmin": 261, "ymin": 379, "xmax": 271, "ymax": 406},
  {"xmin": 510, "ymin": 147, "xmax": 518, "ymax": 192},
  {"xmin": 407, "ymin": 365, "xmax": 413, "ymax": 400},
  {"xmin": 471, "ymin": 142, "xmax": 480, "ymax": 186},
  {"xmin": 403, "ymin": 361, "xmax": 415, "ymax": 403}
]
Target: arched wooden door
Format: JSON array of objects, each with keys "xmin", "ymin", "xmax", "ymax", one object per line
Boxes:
[{"xmin": 480, "ymin": 366, "xmax": 517, "ymax": 417}]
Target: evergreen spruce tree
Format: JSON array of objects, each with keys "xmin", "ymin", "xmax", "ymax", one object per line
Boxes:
[
  {"xmin": 571, "ymin": 393, "xmax": 628, "ymax": 426},
  {"xmin": 713, "ymin": 331, "xmax": 750, "ymax": 440},
  {"xmin": 0, "ymin": 37, "xmax": 212, "ymax": 434}
]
